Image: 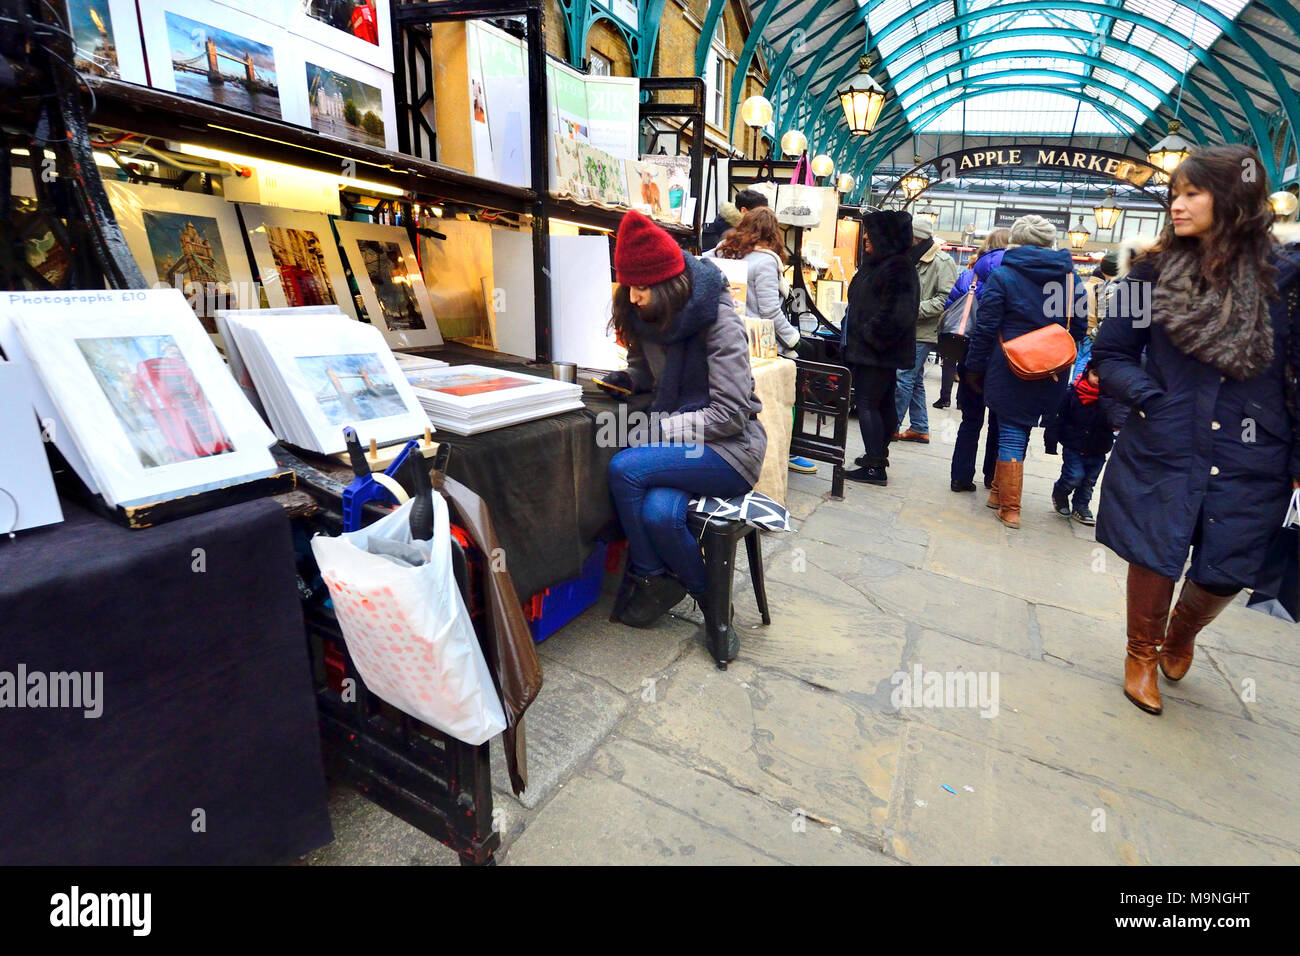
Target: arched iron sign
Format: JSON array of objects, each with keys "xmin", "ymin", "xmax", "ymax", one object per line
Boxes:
[{"xmin": 881, "ymin": 145, "xmax": 1172, "ymax": 208}]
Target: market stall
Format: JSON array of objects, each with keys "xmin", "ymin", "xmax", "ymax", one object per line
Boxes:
[{"xmin": 1, "ymin": 0, "xmax": 732, "ymax": 865}]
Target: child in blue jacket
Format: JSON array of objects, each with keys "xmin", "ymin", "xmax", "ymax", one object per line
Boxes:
[{"xmin": 1044, "ymin": 360, "xmax": 1123, "ymax": 525}]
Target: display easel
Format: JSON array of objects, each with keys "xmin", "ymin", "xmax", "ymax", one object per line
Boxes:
[{"xmin": 727, "ymin": 159, "xmax": 841, "ymax": 337}]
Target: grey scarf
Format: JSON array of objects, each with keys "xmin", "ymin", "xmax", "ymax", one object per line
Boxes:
[{"xmin": 1152, "ymin": 248, "xmax": 1274, "ymax": 380}]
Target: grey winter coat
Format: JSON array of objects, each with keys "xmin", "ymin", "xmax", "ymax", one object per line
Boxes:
[
  {"xmin": 914, "ymin": 240, "xmax": 959, "ymax": 343},
  {"xmin": 702, "ymin": 247, "xmax": 801, "ymax": 354},
  {"xmin": 624, "ymin": 283, "xmax": 768, "ymax": 487}
]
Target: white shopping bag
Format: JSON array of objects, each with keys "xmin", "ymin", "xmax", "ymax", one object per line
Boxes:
[
  {"xmin": 311, "ymin": 496, "xmax": 507, "ymax": 745},
  {"xmin": 775, "ymin": 183, "xmax": 822, "ymax": 228},
  {"xmin": 1285, "ymin": 488, "xmax": 1300, "ymax": 528}
]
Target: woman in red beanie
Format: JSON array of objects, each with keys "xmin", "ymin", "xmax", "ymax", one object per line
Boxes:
[{"xmin": 601, "ymin": 211, "xmax": 767, "ymax": 650}]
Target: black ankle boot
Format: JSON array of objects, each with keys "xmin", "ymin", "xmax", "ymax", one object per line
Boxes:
[
  {"xmin": 610, "ymin": 568, "xmax": 639, "ymax": 622},
  {"xmin": 619, "ymin": 573, "xmax": 687, "ymax": 628}
]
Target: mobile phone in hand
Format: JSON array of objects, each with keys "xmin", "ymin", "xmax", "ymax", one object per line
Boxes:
[{"xmin": 591, "ymin": 376, "xmax": 633, "ymax": 395}]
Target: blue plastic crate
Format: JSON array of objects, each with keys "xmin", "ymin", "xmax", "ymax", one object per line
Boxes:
[{"xmin": 524, "ymin": 542, "xmax": 608, "ymax": 643}]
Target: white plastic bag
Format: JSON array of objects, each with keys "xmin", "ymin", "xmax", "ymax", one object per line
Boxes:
[{"xmin": 311, "ymin": 496, "xmax": 507, "ymax": 745}]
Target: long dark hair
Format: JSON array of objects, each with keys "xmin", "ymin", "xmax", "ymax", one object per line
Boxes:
[
  {"xmin": 610, "ymin": 270, "xmax": 692, "ymax": 344},
  {"xmin": 715, "ymin": 207, "xmax": 786, "ymax": 263},
  {"xmin": 1142, "ymin": 144, "xmax": 1276, "ymax": 293}
]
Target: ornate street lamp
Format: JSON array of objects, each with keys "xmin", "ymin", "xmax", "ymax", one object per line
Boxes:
[
  {"xmin": 836, "ymin": 172, "xmax": 856, "ymax": 193},
  {"xmin": 1146, "ymin": 120, "xmax": 1193, "ymax": 176},
  {"xmin": 740, "ymin": 94, "xmax": 773, "ymax": 129},
  {"xmin": 1068, "ymin": 216, "xmax": 1092, "ymax": 250},
  {"xmin": 837, "ymin": 55, "xmax": 887, "ymax": 136},
  {"xmin": 811, "ymin": 153, "xmax": 835, "ymax": 178},
  {"xmin": 1093, "ymin": 190, "xmax": 1121, "ymax": 231},
  {"xmin": 900, "ymin": 155, "xmax": 929, "ymax": 199},
  {"xmin": 740, "ymin": 94, "xmax": 772, "ymax": 160},
  {"xmin": 1269, "ymin": 190, "xmax": 1299, "ymax": 221},
  {"xmin": 780, "ymin": 129, "xmax": 808, "ymax": 157}
]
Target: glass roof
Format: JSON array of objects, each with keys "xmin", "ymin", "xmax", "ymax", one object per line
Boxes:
[{"xmin": 859, "ymin": 0, "xmax": 1252, "ymax": 135}]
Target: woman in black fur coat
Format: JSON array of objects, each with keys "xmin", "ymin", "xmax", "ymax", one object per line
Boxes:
[{"xmin": 841, "ymin": 210, "xmax": 921, "ymax": 485}]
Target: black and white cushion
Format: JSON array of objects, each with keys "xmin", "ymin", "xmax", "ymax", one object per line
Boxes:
[{"xmin": 687, "ymin": 491, "xmax": 791, "ymax": 532}]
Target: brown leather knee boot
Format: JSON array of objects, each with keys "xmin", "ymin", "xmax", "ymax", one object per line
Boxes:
[
  {"xmin": 995, "ymin": 460, "xmax": 1023, "ymax": 529},
  {"xmin": 1125, "ymin": 565, "xmax": 1176, "ymax": 715},
  {"xmin": 1159, "ymin": 580, "xmax": 1238, "ymax": 681},
  {"xmin": 986, "ymin": 473, "xmax": 1000, "ymax": 509}
]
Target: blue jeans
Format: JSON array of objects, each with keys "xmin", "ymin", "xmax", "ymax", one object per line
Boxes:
[
  {"xmin": 951, "ymin": 376, "xmax": 999, "ymax": 485},
  {"xmin": 608, "ymin": 443, "xmax": 750, "ymax": 594},
  {"xmin": 894, "ymin": 342, "xmax": 933, "ymax": 434},
  {"xmin": 997, "ymin": 421, "xmax": 1031, "ymax": 462},
  {"xmin": 1053, "ymin": 449, "xmax": 1106, "ymax": 511}
]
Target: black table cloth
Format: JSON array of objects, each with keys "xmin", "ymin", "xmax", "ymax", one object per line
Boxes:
[
  {"xmin": 0, "ymin": 497, "xmax": 333, "ymax": 864},
  {"xmin": 427, "ymin": 355, "xmax": 634, "ymax": 600}
]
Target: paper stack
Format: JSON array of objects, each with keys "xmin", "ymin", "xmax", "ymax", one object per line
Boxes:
[
  {"xmin": 393, "ymin": 352, "xmax": 450, "ymax": 374},
  {"xmin": 220, "ymin": 312, "xmax": 431, "ymax": 455},
  {"xmin": 402, "ymin": 364, "xmax": 583, "ymax": 435}
]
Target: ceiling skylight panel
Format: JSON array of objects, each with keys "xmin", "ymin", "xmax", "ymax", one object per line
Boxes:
[
  {"xmin": 1124, "ymin": 0, "xmax": 1238, "ymax": 49},
  {"xmin": 1125, "ymin": 25, "xmax": 1196, "ymax": 72},
  {"xmin": 1102, "ymin": 45, "xmax": 1178, "ymax": 92}
]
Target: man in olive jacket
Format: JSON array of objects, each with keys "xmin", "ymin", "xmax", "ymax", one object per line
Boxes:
[{"xmin": 894, "ymin": 218, "xmax": 958, "ymax": 442}]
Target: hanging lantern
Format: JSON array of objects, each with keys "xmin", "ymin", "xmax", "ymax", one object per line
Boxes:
[
  {"xmin": 1068, "ymin": 216, "xmax": 1091, "ymax": 250},
  {"xmin": 1093, "ymin": 191, "xmax": 1121, "ymax": 231},
  {"xmin": 1146, "ymin": 120, "xmax": 1194, "ymax": 176},
  {"xmin": 837, "ymin": 55, "xmax": 887, "ymax": 136},
  {"xmin": 900, "ymin": 155, "xmax": 929, "ymax": 199},
  {"xmin": 836, "ymin": 172, "xmax": 856, "ymax": 193},
  {"xmin": 780, "ymin": 129, "xmax": 808, "ymax": 156},
  {"xmin": 740, "ymin": 95, "xmax": 773, "ymax": 130},
  {"xmin": 1269, "ymin": 190, "xmax": 1299, "ymax": 220},
  {"xmin": 811, "ymin": 154, "xmax": 835, "ymax": 178}
]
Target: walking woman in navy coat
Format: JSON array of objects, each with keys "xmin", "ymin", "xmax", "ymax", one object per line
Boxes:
[
  {"xmin": 1094, "ymin": 144, "xmax": 1300, "ymax": 716},
  {"xmin": 962, "ymin": 216, "xmax": 1088, "ymax": 528}
]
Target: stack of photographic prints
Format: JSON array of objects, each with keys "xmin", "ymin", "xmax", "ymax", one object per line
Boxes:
[
  {"xmin": 239, "ymin": 206, "xmax": 358, "ymax": 318},
  {"xmin": 220, "ymin": 312, "xmax": 429, "ymax": 455},
  {"xmin": 67, "ymin": 0, "xmax": 147, "ymax": 82},
  {"xmin": 401, "ymin": 364, "xmax": 582, "ymax": 436},
  {"xmin": 105, "ymin": 181, "xmax": 258, "ymax": 338},
  {"xmin": 215, "ymin": 305, "xmax": 345, "ymax": 415},
  {"xmin": 393, "ymin": 352, "xmax": 449, "ymax": 375},
  {"xmin": 138, "ymin": 2, "xmax": 290, "ymax": 122},
  {"xmin": 334, "ymin": 220, "xmax": 442, "ymax": 349},
  {"xmin": 2, "ymin": 289, "xmax": 278, "ymax": 509}
]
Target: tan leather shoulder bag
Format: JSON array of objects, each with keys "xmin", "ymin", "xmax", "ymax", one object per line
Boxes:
[{"xmin": 999, "ymin": 273, "xmax": 1078, "ymax": 381}]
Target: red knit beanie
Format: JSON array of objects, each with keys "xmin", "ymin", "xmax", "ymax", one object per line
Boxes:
[{"xmin": 614, "ymin": 210, "xmax": 686, "ymax": 286}]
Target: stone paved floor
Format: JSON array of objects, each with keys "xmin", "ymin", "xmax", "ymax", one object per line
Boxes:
[{"xmin": 307, "ymin": 360, "xmax": 1300, "ymax": 866}]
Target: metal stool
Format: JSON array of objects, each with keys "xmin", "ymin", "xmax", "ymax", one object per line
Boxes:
[{"xmin": 686, "ymin": 512, "xmax": 772, "ymax": 669}]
